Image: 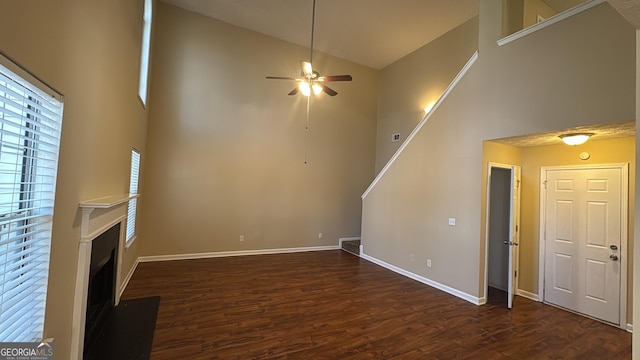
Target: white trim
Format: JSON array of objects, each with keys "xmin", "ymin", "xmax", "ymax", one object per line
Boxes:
[
  {"xmin": 627, "ymin": 324, "xmax": 633, "ymax": 333},
  {"xmin": 79, "ymin": 194, "xmax": 139, "ymax": 209},
  {"xmin": 138, "ymin": 245, "xmax": 340, "ymax": 263},
  {"xmin": 362, "ymin": 51, "xmax": 478, "ymax": 199},
  {"xmin": 516, "ymin": 288, "xmax": 539, "ymax": 302},
  {"xmin": 119, "ymin": 257, "xmax": 140, "ymax": 299},
  {"xmin": 497, "ymin": 0, "xmax": 605, "ymax": 47},
  {"xmin": 80, "ymin": 215, "xmax": 127, "ymax": 244},
  {"xmin": 360, "ymin": 252, "xmax": 482, "ymax": 305},
  {"xmin": 0, "ymin": 51, "xmax": 63, "ymax": 100},
  {"xmin": 71, "ymin": 197, "xmax": 130, "ymax": 360},
  {"xmin": 539, "ymin": 163, "xmax": 629, "ymax": 329}
]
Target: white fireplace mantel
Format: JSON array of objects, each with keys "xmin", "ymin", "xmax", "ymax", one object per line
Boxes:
[{"xmin": 70, "ymin": 194, "xmax": 138, "ymax": 360}]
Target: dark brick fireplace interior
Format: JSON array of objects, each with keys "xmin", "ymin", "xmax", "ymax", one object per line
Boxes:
[{"xmin": 84, "ymin": 222, "xmax": 120, "ymax": 356}]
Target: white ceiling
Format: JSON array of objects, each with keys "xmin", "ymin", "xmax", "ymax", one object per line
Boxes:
[{"xmin": 159, "ymin": 0, "xmax": 479, "ymax": 69}]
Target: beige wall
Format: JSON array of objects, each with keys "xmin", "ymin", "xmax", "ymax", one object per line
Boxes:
[
  {"xmin": 503, "ymin": 0, "xmax": 525, "ymax": 36},
  {"xmin": 362, "ymin": 0, "xmax": 635, "ymax": 301},
  {"xmin": 138, "ymin": 4, "xmax": 378, "ymax": 256},
  {"xmin": 375, "ymin": 17, "xmax": 478, "ymax": 174},
  {"xmin": 0, "ymin": 0, "xmax": 150, "ymax": 358}
]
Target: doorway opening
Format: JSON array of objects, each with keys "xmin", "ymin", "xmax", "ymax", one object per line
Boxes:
[{"xmin": 485, "ymin": 163, "xmax": 521, "ymax": 309}]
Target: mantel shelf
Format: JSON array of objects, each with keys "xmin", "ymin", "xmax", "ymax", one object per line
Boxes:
[{"xmin": 79, "ymin": 194, "xmax": 139, "ymax": 210}]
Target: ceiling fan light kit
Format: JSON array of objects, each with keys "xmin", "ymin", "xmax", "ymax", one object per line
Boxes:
[{"xmin": 265, "ymin": 0, "xmax": 352, "ymax": 97}]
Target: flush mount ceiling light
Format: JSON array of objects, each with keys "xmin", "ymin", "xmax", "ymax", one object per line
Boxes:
[{"xmin": 559, "ymin": 133, "xmax": 593, "ymax": 146}]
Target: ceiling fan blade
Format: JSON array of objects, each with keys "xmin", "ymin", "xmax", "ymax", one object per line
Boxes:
[
  {"xmin": 318, "ymin": 83, "xmax": 337, "ymax": 96},
  {"xmin": 288, "ymin": 87, "xmax": 300, "ymax": 96},
  {"xmin": 317, "ymin": 75, "xmax": 352, "ymax": 82},
  {"xmin": 266, "ymin": 76, "xmax": 296, "ymax": 80}
]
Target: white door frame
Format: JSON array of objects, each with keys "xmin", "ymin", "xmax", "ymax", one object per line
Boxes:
[
  {"xmin": 483, "ymin": 162, "xmax": 520, "ymax": 304},
  {"xmin": 538, "ymin": 163, "xmax": 628, "ymax": 328}
]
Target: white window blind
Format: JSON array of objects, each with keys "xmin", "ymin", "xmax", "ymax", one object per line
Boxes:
[
  {"xmin": 0, "ymin": 61, "xmax": 63, "ymax": 342},
  {"xmin": 126, "ymin": 149, "xmax": 140, "ymax": 243}
]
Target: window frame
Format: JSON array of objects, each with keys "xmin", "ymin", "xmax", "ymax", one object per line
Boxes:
[
  {"xmin": 137, "ymin": 0, "xmax": 153, "ymax": 107},
  {"xmin": 0, "ymin": 53, "xmax": 64, "ymax": 342},
  {"xmin": 126, "ymin": 148, "xmax": 140, "ymax": 246}
]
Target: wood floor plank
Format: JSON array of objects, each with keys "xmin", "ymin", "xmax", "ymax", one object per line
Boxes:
[{"xmin": 122, "ymin": 250, "xmax": 631, "ymax": 359}]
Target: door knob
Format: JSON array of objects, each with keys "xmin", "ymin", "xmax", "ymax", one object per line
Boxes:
[
  {"xmin": 610, "ymin": 245, "xmax": 618, "ymax": 250},
  {"xmin": 610, "ymin": 254, "xmax": 619, "ymax": 261},
  {"xmin": 503, "ymin": 241, "xmax": 519, "ymax": 246}
]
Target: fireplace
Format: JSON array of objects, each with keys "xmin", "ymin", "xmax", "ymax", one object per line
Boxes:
[
  {"xmin": 72, "ymin": 194, "xmax": 136, "ymax": 360},
  {"xmin": 84, "ymin": 222, "xmax": 120, "ymax": 355}
]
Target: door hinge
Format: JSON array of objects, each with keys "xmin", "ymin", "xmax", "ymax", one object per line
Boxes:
[
  {"xmin": 515, "ymin": 271, "xmax": 517, "ymax": 277},
  {"xmin": 543, "ymin": 180, "xmax": 547, "ymax": 189}
]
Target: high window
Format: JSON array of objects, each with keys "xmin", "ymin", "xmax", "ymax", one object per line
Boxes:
[
  {"xmin": 0, "ymin": 57, "xmax": 64, "ymax": 341},
  {"xmin": 138, "ymin": 0, "xmax": 153, "ymax": 106},
  {"xmin": 126, "ymin": 149, "xmax": 140, "ymax": 244}
]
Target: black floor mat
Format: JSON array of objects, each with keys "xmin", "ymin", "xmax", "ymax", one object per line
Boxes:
[{"xmin": 85, "ymin": 296, "xmax": 160, "ymax": 360}]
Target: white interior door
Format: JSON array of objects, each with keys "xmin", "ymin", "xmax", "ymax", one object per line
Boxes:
[
  {"xmin": 543, "ymin": 167, "xmax": 622, "ymax": 324},
  {"xmin": 507, "ymin": 166, "xmax": 521, "ymax": 309}
]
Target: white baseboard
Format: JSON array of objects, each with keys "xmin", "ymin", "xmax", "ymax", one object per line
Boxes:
[
  {"xmin": 360, "ymin": 252, "xmax": 482, "ymax": 305},
  {"xmin": 516, "ymin": 288, "xmax": 539, "ymax": 302},
  {"xmin": 119, "ymin": 257, "xmax": 139, "ymax": 299},
  {"xmin": 626, "ymin": 323, "xmax": 633, "ymax": 333},
  {"xmin": 138, "ymin": 245, "xmax": 340, "ymax": 263}
]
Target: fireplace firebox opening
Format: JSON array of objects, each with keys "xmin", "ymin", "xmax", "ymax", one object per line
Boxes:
[{"xmin": 84, "ymin": 222, "xmax": 120, "ymax": 355}]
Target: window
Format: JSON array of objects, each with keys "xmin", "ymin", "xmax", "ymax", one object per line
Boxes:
[
  {"xmin": 0, "ymin": 57, "xmax": 63, "ymax": 341},
  {"xmin": 138, "ymin": 0, "xmax": 153, "ymax": 106},
  {"xmin": 126, "ymin": 149, "xmax": 140, "ymax": 244}
]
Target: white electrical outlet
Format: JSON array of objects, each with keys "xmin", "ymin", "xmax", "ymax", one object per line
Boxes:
[
  {"xmin": 318, "ymin": 232, "xmax": 323, "ymax": 239},
  {"xmin": 448, "ymin": 218, "xmax": 456, "ymax": 226},
  {"xmin": 427, "ymin": 259, "xmax": 432, "ymax": 268},
  {"xmin": 239, "ymin": 235, "xmax": 244, "ymax": 242}
]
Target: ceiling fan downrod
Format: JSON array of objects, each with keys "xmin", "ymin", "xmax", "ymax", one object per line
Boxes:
[{"xmin": 309, "ymin": 0, "xmax": 316, "ymax": 66}]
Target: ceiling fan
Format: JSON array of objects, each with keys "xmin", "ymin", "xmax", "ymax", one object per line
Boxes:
[{"xmin": 266, "ymin": 0, "xmax": 352, "ymax": 97}]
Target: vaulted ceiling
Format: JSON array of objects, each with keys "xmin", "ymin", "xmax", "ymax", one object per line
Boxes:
[
  {"xmin": 159, "ymin": 0, "xmax": 479, "ymax": 70},
  {"xmin": 158, "ymin": 0, "xmax": 637, "ymax": 145},
  {"xmin": 160, "ymin": 1, "xmax": 638, "ymax": 70}
]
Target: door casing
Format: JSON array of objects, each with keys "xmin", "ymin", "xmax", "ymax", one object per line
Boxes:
[{"xmin": 538, "ymin": 163, "xmax": 628, "ymax": 328}]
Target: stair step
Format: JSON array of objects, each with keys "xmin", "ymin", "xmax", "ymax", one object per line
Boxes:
[{"xmin": 341, "ymin": 240, "xmax": 361, "ymax": 256}]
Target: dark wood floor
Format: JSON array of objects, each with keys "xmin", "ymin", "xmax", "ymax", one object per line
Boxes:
[{"xmin": 122, "ymin": 250, "xmax": 632, "ymax": 359}]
